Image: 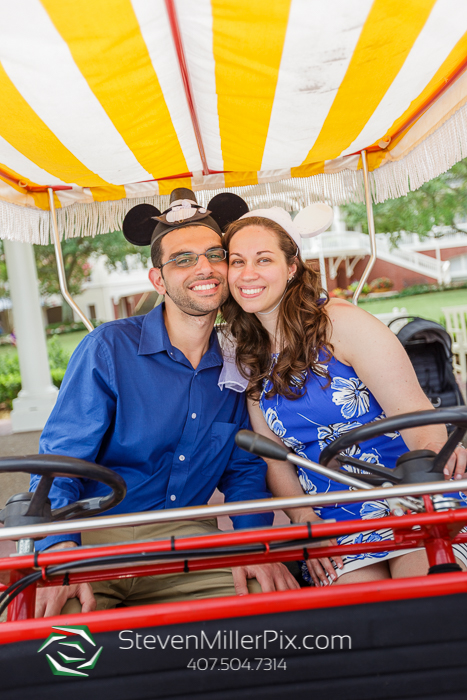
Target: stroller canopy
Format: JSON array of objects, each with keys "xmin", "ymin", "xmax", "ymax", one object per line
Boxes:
[
  {"xmin": 396, "ymin": 318, "xmax": 454, "ymax": 359},
  {"xmin": 395, "ymin": 317, "xmax": 464, "ymax": 408},
  {"xmin": 2, "ymin": 1, "xmax": 467, "ymax": 241}
]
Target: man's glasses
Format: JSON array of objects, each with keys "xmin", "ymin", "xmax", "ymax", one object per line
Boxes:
[{"xmin": 160, "ymin": 247, "xmax": 227, "ymax": 269}]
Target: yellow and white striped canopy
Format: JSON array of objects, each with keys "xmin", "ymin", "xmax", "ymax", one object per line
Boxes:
[{"xmin": 2, "ymin": 0, "xmax": 467, "ymax": 242}]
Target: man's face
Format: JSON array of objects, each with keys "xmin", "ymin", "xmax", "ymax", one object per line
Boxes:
[{"xmin": 149, "ymin": 226, "xmax": 229, "ymax": 315}]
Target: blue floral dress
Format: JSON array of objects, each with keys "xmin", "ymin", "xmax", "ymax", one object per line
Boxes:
[{"xmin": 260, "ymin": 353, "xmax": 467, "ymax": 580}]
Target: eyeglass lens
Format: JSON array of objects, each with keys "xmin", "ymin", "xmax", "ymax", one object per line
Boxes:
[{"xmin": 175, "ymin": 248, "xmax": 226, "ymax": 267}]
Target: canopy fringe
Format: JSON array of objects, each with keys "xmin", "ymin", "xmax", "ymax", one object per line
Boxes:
[
  {"xmin": 0, "ymin": 173, "xmax": 365, "ymax": 243},
  {"xmin": 1, "ymin": 101, "xmax": 467, "ymax": 243},
  {"xmin": 371, "ymin": 100, "xmax": 467, "ymax": 203}
]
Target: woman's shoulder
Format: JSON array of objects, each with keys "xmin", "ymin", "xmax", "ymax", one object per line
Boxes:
[
  {"xmin": 325, "ymin": 297, "xmax": 383, "ymax": 330},
  {"xmin": 324, "ymin": 297, "xmax": 391, "ymax": 363}
]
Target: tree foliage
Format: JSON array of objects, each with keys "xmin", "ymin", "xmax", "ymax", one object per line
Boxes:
[
  {"xmin": 342, "ymin": 158, "xmax": 467, "ymax": 243},
  {"xmin": 0, "ymin": 230, "xmax": 149, "ymax": 299}
]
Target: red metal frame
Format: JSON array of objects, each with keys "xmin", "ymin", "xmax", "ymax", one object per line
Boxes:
[
  {"xmin": 1, "ymin": 508, "xmax": 466, "ymax": 623},
  {"xmin": 2, "ymin": 570, "xmax": 467, "ymax": 646},
  {"xmin": 164, "ymin": 0, "xmax": 210, "ymax": 176}
]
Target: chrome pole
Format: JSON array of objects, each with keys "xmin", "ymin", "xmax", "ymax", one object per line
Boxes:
[
  {"xmin": 2, "ymin": 478, "xmax": 467, "ymax": 542},
  {"xmin": 352, "ymin": 150, "xmax": 377, "ymax": 305},
  {"xmin": 47, "ymin": 188, "xmax": 94, "ymax": 332},
  {"xmin": 287, "ymin": 453, "xmax": 373, "ymax": 490}
]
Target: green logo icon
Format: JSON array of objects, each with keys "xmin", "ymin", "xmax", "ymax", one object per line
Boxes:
[{"xmin": 37, "ymin": 625, "xmax": 103, "ymax": 677}]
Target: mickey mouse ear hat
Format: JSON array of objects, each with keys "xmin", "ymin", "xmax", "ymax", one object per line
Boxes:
[
  {"xmin": 239, "ymin": 203, "xmax": 334, "ymax": 251},
  {"xmin": 122, "ymin": 188, "xmax": 249, "ymax": 250}
]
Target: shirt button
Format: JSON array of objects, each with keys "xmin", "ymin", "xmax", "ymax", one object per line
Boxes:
[
  {"xmin": 170, "ymin": 495, "xmax": 176, "ymax": 501},
  {"xmin": 191, "ymin": 413, "xmax": 197, "ymax": 419},
  {"xmin": 179, "ymin": 455, "xmax": 185, "ymax": 461}
]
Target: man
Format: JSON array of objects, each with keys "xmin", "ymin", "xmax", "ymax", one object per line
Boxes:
[{"xmin": 32, "ymin": 189, "xmax": 298, "ymax": 617}]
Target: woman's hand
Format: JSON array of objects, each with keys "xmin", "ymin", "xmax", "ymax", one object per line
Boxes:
[
  {"xmin": 428, "ymin": 441, "xmax": 467, "ymax": 501},
  {"xmin": 290, "ymin": 510, "xmax": 344, "ymax": 586},
  {"xmin": 305, "ymin": 529, "xmax": 344, "ymax": 587},
  {"xmin": 425, "ymin": 441, "xmax": 467, "ymax": 480}
]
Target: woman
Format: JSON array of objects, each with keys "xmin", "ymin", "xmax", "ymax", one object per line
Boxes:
[{"xmin": 221, "ymin": 208, "xmax": 467, "ymax": 587}]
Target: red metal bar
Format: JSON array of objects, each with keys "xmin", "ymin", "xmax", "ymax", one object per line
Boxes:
[
  {"xmin": 0, "ymin": 167, "xmax": 73, "ymax": 192},
  {"xmin": 349, "ymin": 54, "xmax": 467, "ymax": 158},
  {"xmin": 389, "ymin": 54, "xmax": 467, "ymax": 146},
  {"xmin": 164, "ymin": 0, "xmax": 210, "ymax": 176},
  {"xmin": 2, "ymin": 571, "xmax": 467, "ymax": 646},
  {"xmin": 6, "ymin": 570, "xmax": 36, "ymax": 622},
  {"xmin": 1, "ymin": 510, "xmax": 466, "ymax": 575},
  {"xmin": 36, "ymin": 538, "xmax": 422, "ymax": 587}
]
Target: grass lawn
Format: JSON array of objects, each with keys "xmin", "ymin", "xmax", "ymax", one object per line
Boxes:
[
  {"xmin": 0, "ymin": 329, "xmax": 88, "ymax": 359},
  {"xmin": 358, "ymin": 288, "xmax": 467, "ymax": 325}
]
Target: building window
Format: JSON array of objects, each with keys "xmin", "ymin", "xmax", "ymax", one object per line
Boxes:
[{"xmin": 88, "ymin": 304, "xmax": 97, "ymax": 320}]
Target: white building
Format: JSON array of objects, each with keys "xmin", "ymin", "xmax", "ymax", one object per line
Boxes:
[{"xmin": 45, "ymin": 255, "xmax": 160, "ymax": 324}]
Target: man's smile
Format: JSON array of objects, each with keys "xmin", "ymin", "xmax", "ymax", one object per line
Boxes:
[{"xmin": 188, "ymin": 278, "xmax": 221, "ymax": 294}]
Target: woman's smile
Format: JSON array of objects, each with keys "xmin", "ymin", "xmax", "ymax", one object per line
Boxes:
[
  {"xmin": 228, "ymin": 226, "xmax": 295, "ymax": 314},
  {"xmin": 238, "ymin": 286, "xmax": 265, "ymax": 298}
]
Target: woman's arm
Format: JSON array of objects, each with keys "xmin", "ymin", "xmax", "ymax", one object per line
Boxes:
[
  {"xmin": 247, "ymin": 398, "xmax": 344, "ymax": 584},
  {"xmin": 247, "ymin": 399, "xmax": 318, "ymax": 523},
  {"xmin": 326, "ymin": 299, "xmax": 466, "ymax": 478}
]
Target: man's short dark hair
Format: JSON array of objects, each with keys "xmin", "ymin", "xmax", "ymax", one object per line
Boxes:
[{"xmin": 151, "ymin": 238, "xmax": 164, "ymax": 268}]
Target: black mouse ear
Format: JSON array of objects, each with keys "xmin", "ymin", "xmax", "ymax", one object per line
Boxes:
[
  {"xmin": 122, "ymin": 203, "xmax": 162, "ymax": 246},
  {"xmin": 207, "ymin": 193, "xmax": 249, "ymax": 232}
]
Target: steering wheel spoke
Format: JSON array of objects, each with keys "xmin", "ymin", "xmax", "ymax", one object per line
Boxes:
[
  {"xmin": 321, "ymin": 407, "xmax": 467, "ymax": 487},
  {"xmin": 335, "ymin": 454, "xmax": 401, "ymax": 485},
  {"xmin": 25, "ymin": 475, "xmax": 54, "ymax": 517},
  {"xmin": 433, "ymin": 425, "xmax": 466, "ymax": 472}
]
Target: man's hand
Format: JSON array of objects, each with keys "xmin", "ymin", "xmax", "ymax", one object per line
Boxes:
[
  {"xmin": 35, "ymin": 582, "xmax": 96, "ymax": 618},
  {"xmin": 34, "ymin": 541, "xmax": 96, "ymax": 618},
  {"xmin": 232, "ymin": 563, "xmax": 300, "ymax": 595}
]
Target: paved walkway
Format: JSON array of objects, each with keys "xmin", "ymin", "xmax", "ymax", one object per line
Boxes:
[
  {"xmin": 0, "ymin": 424, "xmax": 42, "ymax": 620},
  {"xmin": 0, "ymin": 425, "xmax": 41, "ymax": 509}
]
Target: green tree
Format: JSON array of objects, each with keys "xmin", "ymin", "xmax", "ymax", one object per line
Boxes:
[
  {"xmin": 0, "ymin": 230, "xmax": 149, "ymax": 303},
  {"xmin": 342, "ymin": 158, "xmax": 467, "ymax": 243}
]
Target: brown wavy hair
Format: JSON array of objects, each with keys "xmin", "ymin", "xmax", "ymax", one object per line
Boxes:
[{"xmin": 221, "ymin": 216, "xmax": 333, "ymax": 401}]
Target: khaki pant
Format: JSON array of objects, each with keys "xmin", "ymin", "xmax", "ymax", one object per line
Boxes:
[{"xmin": 62, "ymin": 519, "xmax": 260, "ymax": 614}]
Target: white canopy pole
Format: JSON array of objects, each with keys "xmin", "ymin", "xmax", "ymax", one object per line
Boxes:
[
  {"xmin": 3, "ymin": 240, "xmax": 58, "ymax": 432},
  {"xmin": 318, "ymin": 237, "xmax": 327, "ymax": 291},
  {"xmin": 352, "ymin": 150, "xmax": 377, "ymax": 305},
  {"xmin": 48, "ymin": 189, "xmax": 93, "ymax": 332}
]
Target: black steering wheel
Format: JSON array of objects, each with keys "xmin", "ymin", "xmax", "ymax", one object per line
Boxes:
[
  {"xmin": 319, "ymin": 406, "xmax": 467, "ymax": 486},
  {"xmin": 0, "ymin": 455, "xmax": 127, "ymax": 531}
]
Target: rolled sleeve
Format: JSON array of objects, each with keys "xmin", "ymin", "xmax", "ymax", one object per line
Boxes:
[{"xmin": 32, "ymin": 334, "xmax": 116, "ymax": 550}]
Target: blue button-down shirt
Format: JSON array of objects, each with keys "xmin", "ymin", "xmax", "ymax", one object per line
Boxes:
[{"xmin": 32, "ymin": 305, "xmax": 273, "ymax": 549}]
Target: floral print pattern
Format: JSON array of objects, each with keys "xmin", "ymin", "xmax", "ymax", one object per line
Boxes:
[
  {"xmin": 264, "ymin": 407, "xmax": 286, "ymax": 438},
  {"xmin": 317, "ymin": 421, "xmax": 362, "ymax": 452},
  {"xmin": 360, "ymin": 500, "xmax": 390, "ymax": 519},
  {"xmin": 331, "ymin": 377, "xmax": 370, "ymax": 419}
]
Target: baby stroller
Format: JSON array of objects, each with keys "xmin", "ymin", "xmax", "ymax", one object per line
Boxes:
[{"xmin": 389, "ymin": 316, "xmax": 465, "ymax": 408}]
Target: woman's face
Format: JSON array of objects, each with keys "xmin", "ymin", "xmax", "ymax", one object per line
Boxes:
[{"xmin": 228, "ymin": 225, "xmax": 296, "ymax": 314}]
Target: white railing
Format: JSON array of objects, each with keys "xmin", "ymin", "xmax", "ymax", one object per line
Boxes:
[
  {"xmin": 393, "ymin": 230, "xmax": 467, "ymax": 250},
  {"xmin": 302, "ymin": 231, "xmax": 451, "ymax": 284},
  {"xmin": 302, "ymin": 232, "xmax": 368, "ymax": 256}
]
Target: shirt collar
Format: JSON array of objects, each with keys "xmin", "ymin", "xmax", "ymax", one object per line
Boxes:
[{"xmin": 138, "ymin": 303, "xmax": 223, "ymax": 368}]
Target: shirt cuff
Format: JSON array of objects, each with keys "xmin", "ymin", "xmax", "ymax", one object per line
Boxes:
[{"xmin": 34, "ymin": 533, "xmax": 81, "ymax": 551}]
